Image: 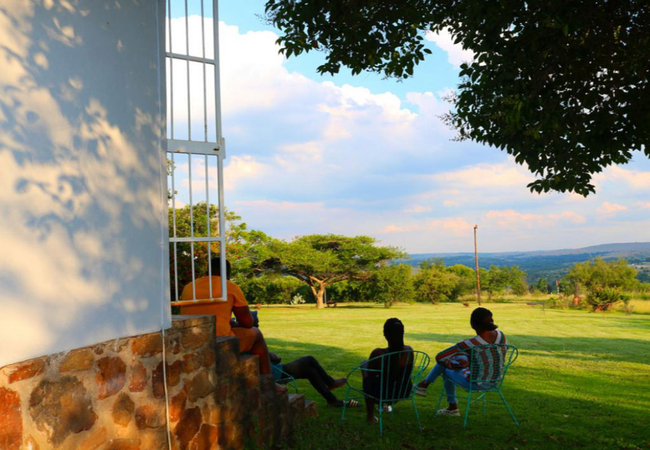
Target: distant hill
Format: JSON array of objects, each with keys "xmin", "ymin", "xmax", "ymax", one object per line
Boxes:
[{"xmin": 398, "ymin": 242, "xmax": 650, "ymax": 283}]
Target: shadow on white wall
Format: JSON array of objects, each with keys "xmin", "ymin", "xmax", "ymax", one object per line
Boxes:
[{"xmin": 0, "ymin": 0, "xmax": 169, "ymax": 366}]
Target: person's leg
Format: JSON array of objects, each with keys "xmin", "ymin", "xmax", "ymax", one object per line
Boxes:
[
  {"xmin": 283, "ymin": 356, "xmax": 339, "ymax": 404},
  {"xmin": 441, "ymin": 369, "xmax": 470, "ymax": 412},
  {"xmin": 418, "ymin": 361, "xmax": 445, "ymax": 389},
  {"xmin": 365, "ymin": 398, "xmax": 377, "ymax": 423}
]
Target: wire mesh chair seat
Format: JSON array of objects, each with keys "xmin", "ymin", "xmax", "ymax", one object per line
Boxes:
[
  {"xmin": 435, "ymin": 343, "xmax": 519, "ymax": 427},
  {"xmin": 341, "ymin": 350, "xmax": 430, "ymax": 436}
]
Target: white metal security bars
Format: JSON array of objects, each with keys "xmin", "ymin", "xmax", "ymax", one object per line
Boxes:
[{"xmin": 166, "ymin": 0, "xmax": 227, "ymax": 305}]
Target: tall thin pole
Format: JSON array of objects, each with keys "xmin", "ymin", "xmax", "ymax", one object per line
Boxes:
[{"xmin": 474, "ymin": 225, "xmax": 482, "ymax": 305}]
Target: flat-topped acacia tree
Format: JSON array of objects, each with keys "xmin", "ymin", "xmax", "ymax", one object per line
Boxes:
[{"xmin": 265, "ymin": 234, "xmax": 404, "ymax": 308}]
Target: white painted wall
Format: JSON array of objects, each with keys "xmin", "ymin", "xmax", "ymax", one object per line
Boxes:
[{"xmin": 0, "ymin": 0, "xmax": 171, "ymax": 367}]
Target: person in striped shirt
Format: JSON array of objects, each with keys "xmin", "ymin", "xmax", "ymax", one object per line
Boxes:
[{"xmin": 415, "ymin": 307, "xmax": 506, "ymax": 416}]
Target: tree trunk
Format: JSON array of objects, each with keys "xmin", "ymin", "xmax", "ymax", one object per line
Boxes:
[{"xmin": 310, "ymin": 279, "xmax": 326, "ymax": 309}]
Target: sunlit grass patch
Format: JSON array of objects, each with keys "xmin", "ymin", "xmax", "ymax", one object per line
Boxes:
[{"xmin": 258, "ymin": 303, "xmax": 650, "ymax": 450}]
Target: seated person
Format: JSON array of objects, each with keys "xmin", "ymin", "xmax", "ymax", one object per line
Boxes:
[
  {"xmin": 269, "ymin": 352, "xmax": 359, "ymax": 408},
  {"xmin": 179, "ymin": 257, "xmax": 286, "ymax": 392},
  {"xmin": 416, "ymin": 307, "xmax": 507, "ymax": 416},
  {"xmin": 362, "ymin": 318, "xmax": 413, "ymax": 423}
]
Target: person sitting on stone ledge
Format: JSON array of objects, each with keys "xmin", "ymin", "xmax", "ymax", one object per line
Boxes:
[
  {"xmin": 179, "ymin": 257, "xmax": 286, "ymax": 393},
  {"xmin": 269, "ymin": 352, "xmax": 359, "ymax": 408}
]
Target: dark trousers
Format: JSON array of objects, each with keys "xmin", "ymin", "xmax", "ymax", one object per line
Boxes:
[{"xmin": 282, "ymin": 356, "xmax": 338, "ymax": 404}]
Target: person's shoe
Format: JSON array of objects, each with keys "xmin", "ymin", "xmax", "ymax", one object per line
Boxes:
[
  {"xmin": 437, "ymin": 407, "xmax": 460, "ymax": 416},
  {"xmin": 415, "ymin": 386, "xmax": 428, "ymax": 397},
  {"xmin": 377, "ymin": 404, "xmax": 392, "ymax": 413}
]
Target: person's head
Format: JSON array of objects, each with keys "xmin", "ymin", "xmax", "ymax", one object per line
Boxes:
[
  {"xmin": 209, "ymin": 257, "xmax": 231, "ymax": 280},
  {"xmin": 470, "ymin": 307, "xmax": 498, "ymax": 332},
  {"xmin": 383, "ymin": 318, "xmax": 405, "ymax": 352}
]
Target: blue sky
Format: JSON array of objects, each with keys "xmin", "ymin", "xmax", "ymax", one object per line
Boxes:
[{"xmin": 169, "ymin": 1, "xmax": 650, "ymax": 253}]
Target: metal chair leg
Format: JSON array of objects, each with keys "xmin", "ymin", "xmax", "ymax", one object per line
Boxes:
[{"xmin": 498, "ymin": 390, "xmax": 520, "ymax": 427}]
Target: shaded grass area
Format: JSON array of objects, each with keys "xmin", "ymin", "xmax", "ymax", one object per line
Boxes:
[{"xmin": 257, "ymin": 303, "xmax": 650, "ymax": 450}]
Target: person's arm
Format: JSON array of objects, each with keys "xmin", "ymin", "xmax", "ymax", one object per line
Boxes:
[
  {"xmin": 232, "ymin": 305, "xmax": 254, "ymax": 328},
  {"xmin": 436, "ymin": 342, "xmax": 466, "ymax": 368},
  {"xmin": 230, "ymin": 281, "xmax": 253, "ymax": 328},
  {"xmin": 366, "ymin": 348, "xmax": 385, "ymax": 370}
]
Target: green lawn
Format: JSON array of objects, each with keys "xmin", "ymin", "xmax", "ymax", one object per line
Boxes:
[{"xmin": 258, "ymin": 303, "xmax": 650, "ymax": 450}]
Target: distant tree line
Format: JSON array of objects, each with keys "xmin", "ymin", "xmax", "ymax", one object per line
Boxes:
[{"xmin": 170, "ymin": 204, "xmax": 646, "ymax": 311}]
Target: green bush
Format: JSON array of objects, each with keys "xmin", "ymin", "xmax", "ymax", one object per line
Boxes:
[{"xmin": 587, "ymin": 287, "xmax": 623, "ymax": 311}]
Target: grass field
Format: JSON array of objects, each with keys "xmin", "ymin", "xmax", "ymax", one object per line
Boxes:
[{"xmin": 257, "ymin": 302, "xmax": 650, "ymax": 450}]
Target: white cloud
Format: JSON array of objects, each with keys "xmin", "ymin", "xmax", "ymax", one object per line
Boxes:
[
  {"xmin": 425, "ymin": 28, "xmax": 475, "ymax": 68},
  {"xmin": 403, "ymin": 205, "xmax": 432, "ymax": 214},
  {"xmin": 484, "ymin": 210, "xmax": 586, "ymax": 230},
  {"xmin": 166, "ymin": 16, "xmax": 650, "ymax": 253},
  {"xmin": 596, "ymin": 201, "xmax": 627, "ymax": 216}
]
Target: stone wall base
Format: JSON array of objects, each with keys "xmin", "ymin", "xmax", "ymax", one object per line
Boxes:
[{"xmin": 0, "ymin": 315, "xmax": 313, "ymax": 449}]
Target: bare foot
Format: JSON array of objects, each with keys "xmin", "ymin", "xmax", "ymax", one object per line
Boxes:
[
  {"xmin": 329, "ymin": 377, "xmax": 347, "ymax": 391},
  {"xmin": 275, "ymin": 383, "xmax": 288, "ymax": 393}
]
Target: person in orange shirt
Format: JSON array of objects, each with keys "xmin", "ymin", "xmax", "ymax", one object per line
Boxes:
[{"xmin": 179, "ymin": 257, "xmax": 285, "ymax": 392}]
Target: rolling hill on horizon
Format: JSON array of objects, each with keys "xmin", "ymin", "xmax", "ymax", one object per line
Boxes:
[{"xmin": 399, "ymin": 242, "xmax": 650, "ymax": 283}]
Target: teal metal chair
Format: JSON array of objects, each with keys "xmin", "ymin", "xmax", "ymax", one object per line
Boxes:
[
  {"xmin": 271, "ymin": 363, "xmax": 299, "ymax": 393},
  {"xmin": 435, "ymin": 344, "xmax": 519, "ymax": 427},
  {"xmin": 341, "ymin": 350, "xmax": 430, "ymax": 436}
]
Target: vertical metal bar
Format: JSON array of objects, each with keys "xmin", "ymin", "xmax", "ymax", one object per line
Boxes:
[
  {"xmin": 168, "ymin": 0, "xmax": 174, "ymax": 140},
  {"xmin": 206, "ymin": 154, "xmax": 212, "ymax": 297},
  {"xmin": 201, "ymin": 0, "xmax": 208, "ymax": 142},
  {"xmin": 171, "ymin": 152, "xmax": 179, "ymax": 302},
  {"xmin": 185, "ymin": 0, "xmax": 191, "ymax": 140},
  {"xmin": 218, "ymin": 156, "xmax": 226, "ymax": 300},
  {"xmin": 212, "ymin": 0, "xmax": 223, "ymax": 149},
  {"xmin": 190, "ymin": 241, "xmax": 196, "ymax": 300},
  {"xmin": 213, "ymin": 0, "xmax": 227, "ymax": 300},
  {"xmin": 189, "ymin": 154, "xmax": 196, "ymax": 299}
]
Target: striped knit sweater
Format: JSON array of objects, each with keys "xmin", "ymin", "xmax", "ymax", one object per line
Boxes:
[{"xmin": 435, "ymin": 330, "xmax": 507, "ymax": 381}]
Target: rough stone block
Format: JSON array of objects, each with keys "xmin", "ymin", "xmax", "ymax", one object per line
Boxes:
[
  {"xmin": 8, "ymin": 359, "xmax": 44, "ymax": 384},
  {"xmin": 288, "ymin": 393, "xmax": 305, "ymax": 425},
  {"xmin": 304, "ymin": 400, "xmax": 318, "ymax": 417},
  {"xmin": 167, "ymin": 360, "xmax": 183, "ymax": 387},
  {"xmin": 169, "ymin": 388, "xmax": 188, "ymax": 423},
  {"xmin": 104, "ymin": 438, "xmax": 141, "ymax": 450},
  {"xmin": 60, "ymin": 348, "xmax": 95, "ymax": 372},
  {"xmin": 29, "ymin": 376, "xmax": 97, "ymax": 446},
  {"xmin": 152, "ymin": 362, "xmax": 166, "ymax": 399},
  {"xmin": 112, "ymin": 393, "xmax": 135, "ymax": 427},
  {"xmin": 96, "ymin": 356, "xmax": 127, "ymax": 399},
  {"xmin": 188, "ymin": 423, "xmax": 218, "ymax": 450},
  {"xmin": 181, "ymin": 327, "xmax": 210, "ymax": 351},
  {"xmin": 78, "ymin": 426, "xmax": 107, "ymax": 450},
  {"xmin": 174, "ymin": 406, "xmax": 202, "ymax": 450},
  {"xmin": 239, "ymin": 355, "xmax": 259, "ymax": 389},
  {"xmin": 200, "ymin": 346, "xmax": 216, "ymax": 369},
  {"xmin": 181, "ymin": 353, "xmax": 200, "ymax": 374},
  {"xmin": 135, "ymin": 404, "xmax": 166, "ymax": 429},
  {"xmin": 131, "ymin": 333, "xmax": 163, "ymax": 358},
  {"xmin": 129, "ymin": 361, "xmax": 148, "ymax": 393},
  {"xmin": 186, "ymin": 371, "xmax": 215, "ymax": 403},
  {"xmin": 0, "ymin": 387, "xmax": 22, "ymax": 450}
]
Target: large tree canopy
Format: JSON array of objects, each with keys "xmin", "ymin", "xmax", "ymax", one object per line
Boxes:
[
  {"xmin": 265, "ymin": 234, "xmax": 403, "ymax": 308},
  {"xmin": 265, "ymin": 0, "xmax": 650, "ymax": 195}
]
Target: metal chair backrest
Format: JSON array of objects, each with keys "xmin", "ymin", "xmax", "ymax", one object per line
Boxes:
[
  {"xmin": 360, "ymin": 350, "xmax": 430, "ymax": 402},
  {"xmin": 468, "ymin": 344, "xmax": 518, "ymax": 390}
]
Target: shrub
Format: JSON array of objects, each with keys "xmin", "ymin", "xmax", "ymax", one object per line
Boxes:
[{"xmin": 587, "ymin": 287, "xmax": 623, "ymax": 311}]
